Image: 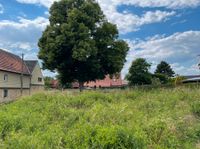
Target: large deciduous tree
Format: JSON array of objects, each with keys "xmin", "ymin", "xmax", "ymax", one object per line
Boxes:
[
  {"xmin": 127, "ymin": 58, "xmax": 152, "ymax": 86},
  {"xmin": 38, "ymin": 0, "xmax": 128, "ymax": 90},
  {"xmin": 155, "ymin": 61, "xmax": 175, "ymax": 77}
]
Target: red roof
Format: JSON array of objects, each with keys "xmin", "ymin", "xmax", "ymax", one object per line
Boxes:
[
  {"xmin": 85, "ymin": 75, "xmax": 125, "ymax": 88},
  {"xmin": 0, "ymin": 49, "xmax": 30, "ymax": 75},
  {"xmin": 72, "ymin": 82, "xmax": 79, "ymax": 88},
  {"xmin": 51, "ymin": 80, "xmax": 59, "ymax": 88}
]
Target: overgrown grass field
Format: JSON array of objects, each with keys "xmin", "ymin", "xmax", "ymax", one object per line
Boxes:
[{"xmin": 0, "ymin": 87, "xmax": 200, "ymax": 148}]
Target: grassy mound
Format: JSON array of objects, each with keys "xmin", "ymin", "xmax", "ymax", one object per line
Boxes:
[{"xmin": 0, "ymin": 87, "xmax": 199, "ymax": 148}]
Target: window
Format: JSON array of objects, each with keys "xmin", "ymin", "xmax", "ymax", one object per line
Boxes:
[
  {"xmin": 3, "ymin": 89, "xmax": 8, "ymax": 98},
  {"xmin": 4, "ymin": 74, "xmax": 8, "ymax": 82},
  {"xmin": 38, "ymin": 77, "xmax": 42, "ymax": 82}
]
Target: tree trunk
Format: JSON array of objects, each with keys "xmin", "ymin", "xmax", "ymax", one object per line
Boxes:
[{"xmin": 79, "ymin": 82, "xmax": 84, "ymax": 92}]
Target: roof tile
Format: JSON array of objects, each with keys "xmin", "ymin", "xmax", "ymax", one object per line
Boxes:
[{"xmin": 0, "ymin": 49, "xmax": 30, "ymax": 75}]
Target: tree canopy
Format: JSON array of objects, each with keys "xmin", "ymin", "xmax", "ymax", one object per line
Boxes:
[
  {"xmin": 126, "ymin": 58, "xmax": 152, "ymax": 85},
  {"xmin": 38, "ymin": 0, "xmax": 129, "ymax": 88},
  {"xmin": 155, "ymin": 61, "xmax": 175, "ymax": 77}
]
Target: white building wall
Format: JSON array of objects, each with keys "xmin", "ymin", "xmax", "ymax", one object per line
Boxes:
[{"xmin": 0, "ymin": 70, "xmax": 30, "ymax": 88}]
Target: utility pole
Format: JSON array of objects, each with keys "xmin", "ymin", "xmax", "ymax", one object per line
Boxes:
[
  {"xmin": 21, "ymin": 53, "xmax": 24, "ymax": 96},
  {"xmin": 198, "ymin": 55, "xmax": 200, "ymax": 70}
]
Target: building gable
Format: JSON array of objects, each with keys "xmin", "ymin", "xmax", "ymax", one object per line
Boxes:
[{"xmin": 30, "ymin": 62, "xmax": 44, "ymax": 85}]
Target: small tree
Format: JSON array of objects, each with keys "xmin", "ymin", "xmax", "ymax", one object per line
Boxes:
[
  {"xmin": 152, "ymin": 73, "xmax": 168, "ymax": 84},
  {"xmin": 127, "ymin": 58, "xmax": 152, "ymax": 86},
  {"xmin": 38, "ymin": 0, "xmax": 129, "ymax": 91},
  {"xmin": 155, "ymin": 61, "xmax": 175, "ymax": 77},
  {"xmin": 44, "ymin": 77, "xmax": 54, "ymax": 89}
]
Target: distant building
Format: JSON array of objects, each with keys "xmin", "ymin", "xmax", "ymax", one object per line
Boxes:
[
  {"xmin": 0, "ymin": 49, "xmax": 44, "ymax": 103},
  {"xmin": 85, "ymin": 75, "xmax": 127, "ymax": 88},
  {"xmin": 49, "ymin": 75, "xmax": 128, "ymax": 89},
  {"xmin": 50, "ymin": 80, "xmax": 59, "ymax": 89},
  {"xmin": 182, "ymin": 75, "xmax": 200, "ymax": 83},
  {"xmin": 72, "ymin": 82, "xmax": 80, "ymax": 88}
]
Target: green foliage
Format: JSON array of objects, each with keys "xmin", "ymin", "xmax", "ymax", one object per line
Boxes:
[
  {"xmin": 127, "ymin": 58, "xmax": 152, "ymax": 85},
  {"xmin": 144, "ymin": 120, "xmax": 180, "ymax": 148},
  {"xmin": 174, "ymin": 76, "xmax": 186, "ymax": 85},
  {"xmin": 155, "ymin": 61, "xmax": 175, "ymax": 77},
  {"xmin": 44, "ymin": 76, "xmax": 54, "ymax": 89},
  {"xmin": 151, "ymin": 77, "xmax": 161, "ymax": 86},
  {"xmin": 65, "ymin": 125, "xmax": 145, "ymax": 148},
  {"xmin": 38, "ymin": 0, "xmax": 129, "ymax": 86},
  {"xmin": 0, "ymin": 87, "xmax": 199, "ymax": 148},
  {"xmin": 153, "ymin": 73, "xmax": 169, "ymax": 84},
  {"xmin": 191, "ymin": 101, "xmax": 200, "ymax": 117}
]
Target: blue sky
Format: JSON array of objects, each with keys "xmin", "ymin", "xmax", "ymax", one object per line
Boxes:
[{"xmin": 0, "ymin": 0, "xmax": 200, "ymax": 77}]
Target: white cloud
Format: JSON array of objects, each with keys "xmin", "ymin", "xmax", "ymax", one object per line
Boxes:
[
  {"xmin": 122, "ymin": 31, "xmax": 200, "ymax": 77},
  {"xmin": 171, "ymin": 63, "xmax": 199, "ymax": 75},
  {"xmin": 15, "ymin": 0, "xmax": 200, "ymax": 33},
  {"xmin": 0, "ymin": 17, "xmax": 48, "ymax": 30},
  {"xmin": 102, "ymin": 7, "xmax": 175, "ymax": 33},
  {"xmin": 42, "ymin": 70, "xmax": 57, "ymax": 77},
  {"xmin": 16, "ymin": 0, "xmax": 200, "ymax": 9},
  {"xmin": 0, "ymin": 42, "xmax": 33, "ymax": 51},
  {"xmin": 16, "ymin": 0, "xmax": 58, "ymax": 8},
  {"xmin": 15, "ymin": 0, "xmax": 177, "ymax": 33},
  {"xmin": 0, "ymin": 17, "xmax": 48, "ymax": 46},
  {"xmin": 117, "ymin": 0, "xmax": 200, "ymax": 9},
  {"xmin": 98, "ymin": 0, "xmax": 176, "ymax": 33},
  {"xmin": 0, "ymin": 16, "xmax": 49, "ymax": 66},
  {"xmin": 0, "ymin": 4, "xmax": 4, "ymax": 14}
]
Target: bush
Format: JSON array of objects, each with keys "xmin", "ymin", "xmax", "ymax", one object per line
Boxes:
[
  {"xmin": 65, "ymin": 125, "xmax": 145, "ymax": 148},
  {"xmin": 153, "ymin": 73, "xmax": 169, "ymax": 84},
  {"xmin": 174, "ymin": 76, "xmax": 186, "ymax": 86}
]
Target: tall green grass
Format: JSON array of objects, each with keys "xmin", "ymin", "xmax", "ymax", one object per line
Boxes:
[{"xmin": 0, "ymin": 87, "xmax": 199, "ymax": 148}]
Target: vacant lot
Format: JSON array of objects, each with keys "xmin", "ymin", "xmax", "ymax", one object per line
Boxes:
[{"xmin": 0, "ymin": 87, "xmax": 199, "ymax": 148}]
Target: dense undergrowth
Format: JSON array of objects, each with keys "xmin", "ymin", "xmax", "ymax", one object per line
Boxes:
[{"xmin": 0, "ymin": 87, "xmax": 199, "ymax": 148}]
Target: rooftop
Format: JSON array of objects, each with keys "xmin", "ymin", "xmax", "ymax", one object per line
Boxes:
[{"xmin": 0, "ymin": 49, "xmax": 38, "ymax": 75}]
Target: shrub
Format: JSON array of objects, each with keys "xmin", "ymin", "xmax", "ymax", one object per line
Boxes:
[
  {"xmin": 174, "ymin": 76, "xmax": 186, "ymax": 86},
  {"xmin": 65, "ymin": 125, "xmax": 145, "ymax": 148},
  {"xmin": 153, "ymin": 73, "xmax": 169, "ymax": 84}
]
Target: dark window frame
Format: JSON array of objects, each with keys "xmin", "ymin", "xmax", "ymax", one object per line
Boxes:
[
  {"xmin": 4, "ymin": 74, "xmax": 8, "ymax": 82},
  {"xmin": 38, "ymin": 77, "xmax": 42, "ymax": 82},
  {"xmin": 3, "ymin": 89, "xmax": 8, "ymax": 98}
]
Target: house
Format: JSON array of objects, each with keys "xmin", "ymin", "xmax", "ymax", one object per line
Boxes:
[
  {"xmin": 72, "ymin": 82, "xmax": 80, "ymax": 88},
  {"xmin": 50, "ymin": 80, "xmax": 59, "ymax": 89},
  {"xmin": 85, "ymin": 75, "xmax": 128, "ymax": 88},
  {"xmin": 0, "ymin": 49, "xmax": 44, "ymax": 103}
]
